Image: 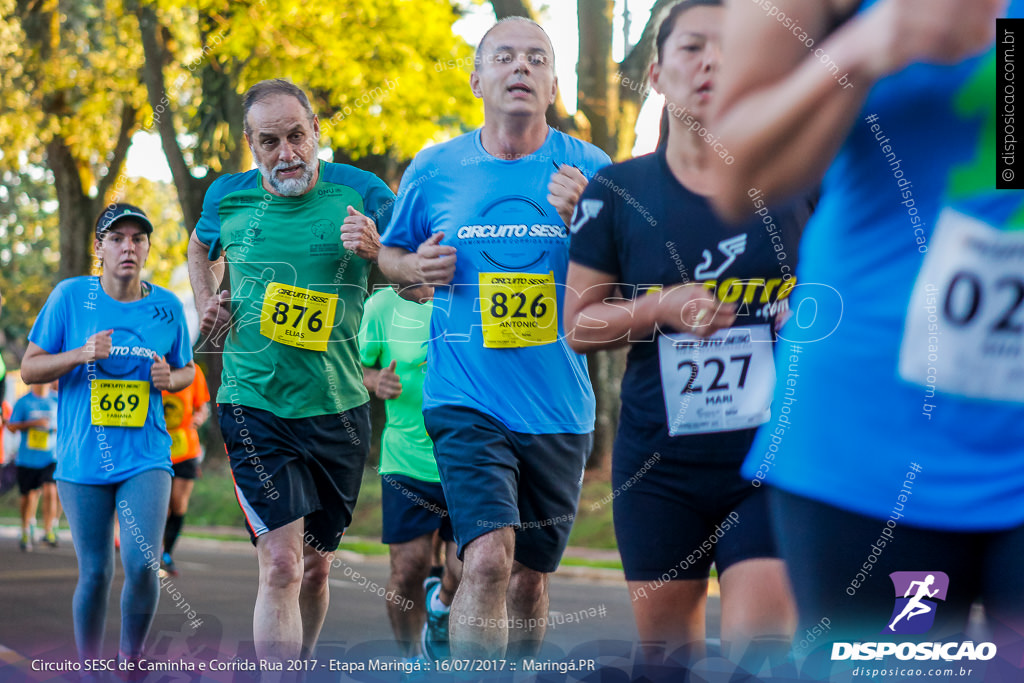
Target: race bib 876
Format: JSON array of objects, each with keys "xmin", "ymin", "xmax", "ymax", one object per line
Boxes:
[{"xmin": 260, "ymin": 282, "xmax": 338, "ymax": 352}]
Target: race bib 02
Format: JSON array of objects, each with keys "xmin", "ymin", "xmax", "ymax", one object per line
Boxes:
[
  {"xmin": 479, "ymin": 271, "xmax": 558, "ymax": 348},
  {"xmin": 659, "ymin": 325, "xmax": 776, "ymax": 436},
  {"xmin": 26, "ymin": 428, "xmax": 50, "ymax": 451},
  {"xmin": 91, "ymin": 380, "xmax": 149, "ymax": 428},
  {"xmin": 260, "ymin": 282, "xmax": 338, "ymax": 352},
  {"xmin": 900, "ymin": 209, "xmax": 1024, "ymax": 402}
]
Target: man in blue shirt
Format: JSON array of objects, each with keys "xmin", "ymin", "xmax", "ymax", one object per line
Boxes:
[
  {"xmin": 379, "ymin": 17, "xmax": 610, "ymax": 659},
  {"xmin": 7, "ymin": 382, "xmax": 59, "ymax": 550}
]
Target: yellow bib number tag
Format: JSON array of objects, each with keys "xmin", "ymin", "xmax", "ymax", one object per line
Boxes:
[
  {"xmin": 27, "ymin": 429, "xmax": 50, "ymax": 451},
  {"xmin": 260, "ymin": 283, "xmax": 337, "ymax": 352},
  {"xmin": 479, "ymin": 271, "xmax": 558, "ymax": 348},
  {"xmin": 170, "ymin": 428, "xmax": 189, "ymax": 457},
  {"xmin": 91, "ymin": 380, "xmax": 149, "ymax": 428}
]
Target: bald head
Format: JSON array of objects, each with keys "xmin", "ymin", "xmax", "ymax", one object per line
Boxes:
[{"xmin": 474, "ymin": 17, "xmax": 555, "ymax": 71}]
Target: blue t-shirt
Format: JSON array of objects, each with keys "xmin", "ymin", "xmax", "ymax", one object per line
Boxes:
[
  {"xmin": 29, "ymin": 277, "xmax": 192, "ymax": 485},
  {"xmin": 10, "ymin": 392, "xmax": 58, "ymax": 468},
  {"xmin": 742, "ymin": 0, "xmax": 1024, "ymax": 529},
  {"xmin": 381, "ymin": 128, "xmax": 611, "ymax": 434},
  {"xmin": 570, "ymin": 147, "xmax": 811, "ymax": 461}
]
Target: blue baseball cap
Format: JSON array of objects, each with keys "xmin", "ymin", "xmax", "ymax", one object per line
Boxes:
[{"xmin": 95, "ymin": 203, "xmax": 154, "ymax": 238}]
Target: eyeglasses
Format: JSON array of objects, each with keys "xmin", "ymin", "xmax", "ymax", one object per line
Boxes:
[{"xmin": 485, "ymin": 50, "xmax": 551, "ymax": 67}]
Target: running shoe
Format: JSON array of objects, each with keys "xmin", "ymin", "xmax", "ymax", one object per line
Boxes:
[
  {"xmin": 420, "ymin": 577, "xmax": 450, "ymax": 660},
  {"xmin": 161, "ymin": 551, "xmax": 178, "ymax": 576},
  {"xmin": 42, "ymin": 530, "xmax": 58, "ymax": 548},
  {"xmin": 19, "ymin": 529, "xmax": 32, "ymax": 552}
]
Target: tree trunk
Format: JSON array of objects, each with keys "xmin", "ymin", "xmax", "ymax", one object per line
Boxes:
[
  {"xmin": 48, "ymin": 136, "xmax": 97, "ymax": 279},
  {"xmin": 577, "ymin": 0, "xmax": 618, "ymax": 154},
  {"xmin": 137, "ymin": 3, "xmax": 207, "ymax": 231},
  {"xmin": 136, "ymin": 5, "xmax": 236, "ymax": 463}
]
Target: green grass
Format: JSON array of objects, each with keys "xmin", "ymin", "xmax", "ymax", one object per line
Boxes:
[
  {"xmin": 567, "ymin": 478, "xmax": 618, "ymax": 550},
  {"xmin": 180, "ymin": 531, "xmax": 248, "ymax": 543},
  {"xmin": 336, "ymin": 538, "xmax": 390, "ymax": 556},
  {"xmin": 185, "ymin": 471, "xmax": 248, "ymax": 528},
  {"xmin": 559, "ymin": 556, "xmax": 623, "ymax": 571}
]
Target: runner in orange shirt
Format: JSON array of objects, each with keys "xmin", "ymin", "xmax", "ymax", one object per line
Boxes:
[{"xmin": 160, "ymin": 364, "xmax": 211, "ymax": 575}]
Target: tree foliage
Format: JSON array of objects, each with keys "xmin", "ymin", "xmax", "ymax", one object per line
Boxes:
[
  {"xmin": 0, "ymin": 164, "xmax": 192, "ymax": 360},
  {"xmin": 0, "ymin": 167, "xmax": 59, "ymax": 364},
  {"xmin": 0, "ymin": 0, "xmax": 486, "ymax": 288},
  {"xmin": 136, "ymin": 0, "xmax": 484, "ymax": 224},
  {"xmin": 1, "ymin": 0, "xmax": 145, "ymax": 278}
]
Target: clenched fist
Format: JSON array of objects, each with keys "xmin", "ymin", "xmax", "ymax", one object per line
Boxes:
[
  {"xmin": 151, "ymin": 355, "xmax": 172, "ymax": 391},
  {"xmin": 341, "ymin": 206, "xmax": 382, "ymax": 262},
  {"xmin": 81, "ymin": 329, "xmax": 113, "ymax": 364}
]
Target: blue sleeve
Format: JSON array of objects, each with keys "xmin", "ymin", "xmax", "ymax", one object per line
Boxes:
[
  {"xmin": 28, "ymin": 280, "xmax": 70, "ymax": 355},
  {"xmin": 357, "ymin": 292, "xmax": 384, "ymax": 367},
  {"xmin": 583, "ymin": 148, "xmax": 613, "ymax": 180},
  {"xmin": 195, "ymin": 175, "xmax": 232, "ymax": 260},
  {"xmin": 10, "ymin": 397, "xmax": 26, "ymax": 423},
  {"xmin": 380, "ymin": 156, "xmax": 432, "ymax": 253},
  {"xmin": 568, "ymin": 171, "xmax": 620, "ymax": 276},
  {"xmin": 363, "ymin": 174, "xmax": 397, "ymax": 235}
]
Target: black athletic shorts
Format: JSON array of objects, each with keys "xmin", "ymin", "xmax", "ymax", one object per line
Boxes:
[
  {"xmin": 171, "ymin": 457, "xmax": 199, "ymax": 480},
  {"xmin": 771, "ymin": 488, "xmax": 1024, "ymax": 654},
  {"xmin": 219, "ymin": 403, "xmax": 369, "ymax": 552},
  {"xmin": 424, "ymin": 405, "xmax": 591, "ymax": 573},
  {"xmin": 380, "ymin": 473, "xmax": 454, "ymax": 545},
  {"xmin": 16, "ymin": 462, "xmax": 56, "ymax": 495},
  {"xmin": 612, "ymin": 421, "xmax": 777, "ymax": 581}
]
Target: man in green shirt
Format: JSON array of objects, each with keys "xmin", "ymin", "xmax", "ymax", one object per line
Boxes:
[
  {"xmin": 358, "ymin": 284, "xmax": 461, "ymax": 662},
  {"xmin": 187, "ymin": 78, "xmax": 395, "ymax": 663}
]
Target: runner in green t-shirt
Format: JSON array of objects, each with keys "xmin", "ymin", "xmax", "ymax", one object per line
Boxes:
[
  {"xmin": 187, "ymin": 78, "xmax": 395, "ymax": 663},
  {"xmin": 359, "ymin": 284, "xmax": 461, "ymax": 662}
]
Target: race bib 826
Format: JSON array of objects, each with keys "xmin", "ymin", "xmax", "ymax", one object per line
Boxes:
[{"xmin": 479, "ymin": 271, "xmax": 558, "ymax": 348}]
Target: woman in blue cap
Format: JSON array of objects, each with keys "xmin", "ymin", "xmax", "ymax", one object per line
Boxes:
[{"xmin": 21, "ymin": 202, "xmax": 194, "ymax": 666}]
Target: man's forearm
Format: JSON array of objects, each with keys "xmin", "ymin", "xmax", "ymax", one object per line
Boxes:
[
  {"xmin": 378, "ymin": 246, "xmax": 420, "ymax": 287},
  {"xmin": 188, "ymin": 234, "xmax": 222, "ymax": 306},
  {"xmin": 361, "ymin": 366, "xmax": 381, "ymax": 393}
]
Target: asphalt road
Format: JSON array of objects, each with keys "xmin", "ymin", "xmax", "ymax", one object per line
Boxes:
[{"xmin": 0, "ymin": 527, "xmax": 725, "ymax": 682}]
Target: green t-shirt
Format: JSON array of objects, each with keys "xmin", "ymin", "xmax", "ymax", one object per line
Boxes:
[
  {"xmin": 195, "ymin": 161, "xmax": 395, "ymax": 418},
  {"xmin": 357, "ymin": 287, "xmax": 437, "ymax": 482}
]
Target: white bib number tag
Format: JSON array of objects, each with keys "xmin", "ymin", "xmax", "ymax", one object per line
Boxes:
[
  {"xmin": 659, "ymin": 324, "xmax": 776, "ymax": 436},
  {"xmin": 899, "ymin": 209, "xmax": 1024, "ymax": 402}
]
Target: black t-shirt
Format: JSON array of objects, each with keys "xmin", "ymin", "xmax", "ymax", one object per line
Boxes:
[{"xmin": 569, "ymin": 147, "xmax": 813, "ymax": 453}]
